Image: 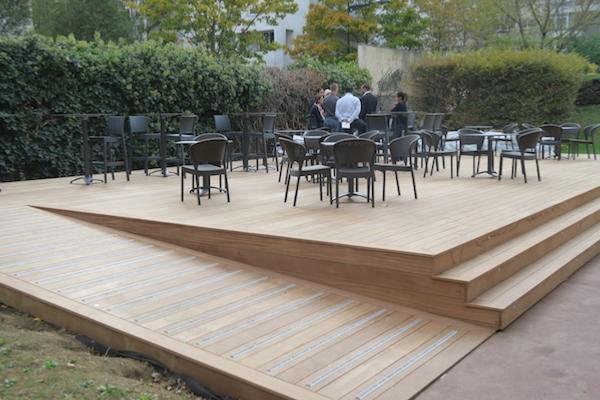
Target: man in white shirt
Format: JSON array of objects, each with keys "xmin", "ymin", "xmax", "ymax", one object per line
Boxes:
[{"xmin": 335, "ymin": 86, "xmax": 367, "ymax": 134}]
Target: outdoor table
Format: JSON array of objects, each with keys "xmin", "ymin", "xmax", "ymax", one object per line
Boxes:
[
  {"xmin": 461, "ymin": 131, "xmax": 508, "ymax": 177},
  {"xmin": 464, "ymin": 125, "xmax": 494, "ymax": 131},
  {"xmin": 230, "ymin": 112, "xmax": 273, "ymax": 172},
  {"xmin": 50, "ymin": 113, "xmax": 111, "ymax": 185},
  {"xmin": 146, "ymin": 112, "xmax": 182, "ymax": 177},
  {"xmin": 174, "ymin": 140, "xmax": 228, "ymax": 197}
]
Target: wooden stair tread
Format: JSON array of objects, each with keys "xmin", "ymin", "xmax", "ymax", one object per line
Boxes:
[
  {"xmin": 436, "ymin": 198, "xmax": 600, "ymax": 283},
  {"xmin": 467, "ymin": 223, "xmax": 600, "ymax": 311}
]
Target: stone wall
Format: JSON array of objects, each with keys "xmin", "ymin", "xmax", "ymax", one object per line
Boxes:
[{"xmin": 357, "ymin": 44, "xmax": 421, "ymax": 111}]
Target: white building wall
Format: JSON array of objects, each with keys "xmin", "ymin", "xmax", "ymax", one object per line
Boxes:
[{"xmin": 253, "ymin": 0, "xmax": 315, "ymax": 68}]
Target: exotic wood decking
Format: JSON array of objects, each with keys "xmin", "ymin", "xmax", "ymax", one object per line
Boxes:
[{"xmin": 1, "ymin": 156, "xmax": 599, "ymax": 399}]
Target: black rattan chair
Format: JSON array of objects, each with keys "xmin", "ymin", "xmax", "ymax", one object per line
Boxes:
[
  {"xmin": 499, "ymin": 128, "xmax": 543, "ymax": 183},
  {"xmin": 559, "ymin": 122, "xmax": 582, "ymax": 159},
  {"xmin": 90, "ymin": 116, "xmax": 130, "ymax": 183},
  {"xmin": 333, "ymin": 138, "xmax": 377, "ymax": 208},
  {"xmin": 420, "ymin": 130, "xmax": 455, "ymax": 178},
  {"xmin": 129, "ymin": 115, "xmax": 160, "ymax": 175},
  {"xmin": 565, "ymin": 124, "xmax": 600, "ymax": 160},
  {"xmin": 374, "ymin": 135, "xmax": 419, "ymax": 200},
  {"xmin": 278, "ymin": 138, "xmax": 332, "ymax": 206},
  {"xmin": 539, "ymin": 124, "xmax": 563, "ymax": 160},
  {"xmin": 181, "ymin": 138, "xmax": 230, "ymax": 205},
  {"xmin": 214, "ymin": 115, "xmax": 242, "ymax": 171},
  {"xmin": 456, "ymin": 128, "xmax": 486, "ymax": 177},
  {"xmin": 494, "ymin": 122, "xmax": 518, "ymax": 152}
]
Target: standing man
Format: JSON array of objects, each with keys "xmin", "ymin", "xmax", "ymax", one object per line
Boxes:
[
  {"xmin": 359, "ymin": 84, "xmax": 378, "ymax": 121},
  {"xmin": 336, "ymin": 86, "xmax": 367, "ymax": 134},
  {"xmin": 391, "ymin": 91, "xmax": 408, "ymax": 138},
  {"xmin": 323, "ymin": 83, "xmax": 341, "ymax": 131}
]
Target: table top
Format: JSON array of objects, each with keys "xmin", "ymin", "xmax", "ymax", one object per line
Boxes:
[
  {"xmin": 174, "ymin": 140, "xmax": 199, "ymax": 145},
  {"xmin": 464, "ymin": 125, "xmax": 494, "ymax": 130}
]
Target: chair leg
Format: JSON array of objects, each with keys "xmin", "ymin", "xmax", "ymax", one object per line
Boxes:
[
  {"xmin": 103, "ymin": 142, "xmax": 108, "ymax": 184},
  {"xmin": 224, "ymin": 172, "xmax": 231, "ymax": 202},
  {"xmin": 319, "ymin": 174, "xmax": 323, "ymax": 201},
  {"xmin": 336, "ymin": 176, "xmax": 339, "ymax": 208},
  {"xmin": 450, "ymin": 155, "xmax": 454, "ymax": 178},
  {"xmin": 382, "ymin": 171, "xmax": 386, "ymax": 201},
  {"xmin": 207, "ymin": 176, "xmax": 211, "ymax": 199},
  {"xmin": 476, "ymin": 155, "xmax": 481, "ymax": 175},
  {"xmin": 521, "ymin": 158, "xmax": 527, "ymax": 183},
  {"xmin": 366, "ymin": 177, "xmax": 370, "ymax": 202},
  {"xmin": 535, "ymin": 158, "xmax": 541, "ymax": 182},
  {"xmin": 457, "ymin": 154, "xmax": 461, "ymax": 177},
  {"xmin": 395, "ymin": 170, "xmax": 401, "ymax": 196},
  {"xmin": 144, "ymin": 138, "xmax": 149, "ymax": 175},
  {"xmin": 328, "ymin": 170, "xmax": 333, "ymax": 205},
  {"xmin": 181, "ymin": 170, "xmax": 184, "ymax": 202},
  {"xmin": 195, "ymin": 175, "xmax": 201, "ymax": 205},
  {"xmin": 498, "ymin": 156, "xmax": 503, "ymax": 181},
  {"xmin": 371, "ymin": 175, "xmax": 375, "ymax": 208},
  {"xmin": 410, "ymin": 169, "xmax": 417, "ymax": 199},
  {"xmin": 284, "ymin": 171, "xmax": 291, "ymax": 203}
]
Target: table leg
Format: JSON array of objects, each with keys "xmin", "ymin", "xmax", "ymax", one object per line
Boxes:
[
  {"xmin": 70, "ymin": 116, "xmax": 103, "ymax": 185},
  {"xmin": 160, "ymin": 115, "xmax": 167, "ymax": 177}
]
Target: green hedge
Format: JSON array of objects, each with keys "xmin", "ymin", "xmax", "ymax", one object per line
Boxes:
[
  {"xmin": 577, "ymin": 78, "xmax": 600, "ymax": 106},
  {"xmin": 412, "ymin": 50, "xmax": 592, "ymax": 128},
  {"xmin": 0, "ymin": 35, "xmax": 270, "ymax": 181},
  {"xmin": 289, "ymin": 58, "xmax": 372, "ymax": 92}
]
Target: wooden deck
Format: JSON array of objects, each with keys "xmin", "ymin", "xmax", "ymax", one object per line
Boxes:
[
  {"xmin": 0, "ymin": 157, "xmax": 599, "ymax": 399},
  {"xmin": 0, "ymin": 206, "xmax": 491, "ymax": 400}
]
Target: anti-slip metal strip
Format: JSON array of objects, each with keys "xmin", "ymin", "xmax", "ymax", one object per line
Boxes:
[
  {"xmin": 163, "ymin": 283, "xmax": 297, "ymax": 335},
  {"xmin": 305, "ymin": 318, "xmax": 423, "ymax": 390},
  {"xmin": 105, "ymin": 268, "xmax": 240, "ymax": 312},
  {"xmin": 354, "ymin": 330, "xmax": 459, "ymax": 400},
  {"xmin": 55, "ymin": 254, "xmax": 186, "ymax": 294},
  {"xmin": 79, "ymin": 259, "xmax": 208, "ymax": 303},
  {"xmin": 266, "ymin": 309, "xmax": 388, "ymax": 375},
  {"xmin": 229, "ymin": 299, "xmax": 355, "ymax": 361},
  {"xmin": 133, "ymin": 276, "xmax": 269, "ymax": 323},
  {"xmin": 12, "ymin": 244, "xmax": 154, "ymax": 277},
  {"xmin": 34, "ymin": 251, "xmax": 171, "ymax": 285},
  {"xmin": 194, "ymin": 291, "xmax": 325, "ymax": 347}
]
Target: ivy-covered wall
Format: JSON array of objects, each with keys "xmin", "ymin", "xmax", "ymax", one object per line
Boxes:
[{"xmin": 0, "ymin": 35, "xmax": 270, "ymax": 181}]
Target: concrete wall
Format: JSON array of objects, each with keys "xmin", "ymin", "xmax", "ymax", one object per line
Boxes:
[{"xmin": 357, "ymin": 45, "xmax": 421, "ymax": 111}]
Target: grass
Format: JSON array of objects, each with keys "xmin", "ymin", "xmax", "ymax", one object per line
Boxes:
[
  {"xmin": 568, "ymin": 104, "xmax": 600, "ymax": 154},
  {"xmin": 0, "ymin": 304, "xmax": 219, "ymax": 400}
]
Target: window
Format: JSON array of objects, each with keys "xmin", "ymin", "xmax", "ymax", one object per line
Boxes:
[{"xmin": 262, "ymin": 30, "xmax": 275, "ymax": 44}]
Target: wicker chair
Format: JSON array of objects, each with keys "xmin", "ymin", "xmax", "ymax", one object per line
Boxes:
[
  {"xmin": 374, "ymin": 135, "xmax": 419, "ymax": 200},
  {"xmin": 498, "ymin": 128, "xmax": 543, "ymax": 183}
]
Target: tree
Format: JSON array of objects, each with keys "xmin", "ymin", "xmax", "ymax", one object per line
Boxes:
[
  {"xmin": 131, "ymin": 0, "xmax": 298, "ymax": 59},
  {"xmin": 494, "ymin": 0, "xmax": 600, "ymax": 50},
  {"xmin": 289, "ymin": 0, "xmax": 378, "ymax": 62},
  {"xmin": 0, "ymin": 0, "xmax": 31, "ymax": 35},
  {"xmin": 416, "ymin": 0, "xmax": 503, "ymax": 51},
  {"xmin": 378, "ymin": 0, "xmax": 428, "ymax": 50},
  {"xmin": 32, "ymin": 0, "xmax": 136, "ymax": 42}
]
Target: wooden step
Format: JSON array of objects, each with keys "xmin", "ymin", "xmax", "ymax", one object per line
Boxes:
[
  {"xmin": 467, "ymin": 223, "xmax": 600, "ymax": 329},
  {"xmin": 435, "ymin": 198, "xmax": 600, "ymax": 301}
]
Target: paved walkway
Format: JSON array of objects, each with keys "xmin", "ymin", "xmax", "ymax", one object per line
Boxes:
[{"xmin": 417, "ymin": 254, "xmax": 600, "ymax": 400}]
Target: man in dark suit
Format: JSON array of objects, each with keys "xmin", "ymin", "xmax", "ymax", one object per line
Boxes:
[{"xmin": 359, "ymin": 84, "xmax": 378, "ymax": 121}]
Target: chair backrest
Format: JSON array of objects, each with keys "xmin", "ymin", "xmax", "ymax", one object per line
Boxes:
[
  {"xmin": 406, "ymin": 112, "xmax": 416, "ymax": 129},
  {"xmin": 458, "ymin": 128, "xmax": 484, "ymax": 148},
  {"xmin": 516, "ymin": 128, "xmax": 543, "ymax": 152},
  {"xmin": 323, "ymin": 132, "xmax": 355, "ymax": 143},
  {"xmin": 583, "ymin": 123, "xmax": 600, "ymax": 139},
  {"xmin": 262, "ymin": 113, "xmax": 277, "ymax": 133},
  {"xmin": 194, "ymin": 133, "xmax": 227, "ymax": 141},
  {"xmin": 421, "ymin": 113, "xmax": 436, "ymax": 130},
  {"xmin": 433, "ymin": 114, "xmax": 444, "ymax": 132},
  {"xmin": 304, "ymin": 130, "xmax": 328, "ymax": 153},
  {"xmin": 389, "ymin": 134, "xmax": 419, "ymax": 163},
  {"xmin": 106, "ymin": 116, "xmax": 125, "ymax": 137},
  {"xmin": 358, "ymin": 130, "xmax": 380, "ymax": 139},
  {"xmin": 502, "ymin": 122, "xmax": 519, "ymax": 134},
  {"xmin": 180, "ymin": 115, "xmax": 197, "ymax": 135},
  {"xmin": 366, "ymin": 114, "xmax": 388, "ymax": 131},
  {"xmin": 278, "ymin": 137, "xmax": 306, "ymax": 166},
  {"xmin": 189, "ymin": 138, "xmax": 227, "ymax": 166},
  {"xmin": 214, "ymin": 115, "xmax": 232, "ymax": 132},
  {"xmin": 560, "ymin": 122, "xmax": 581, "ymax": 139},
  {"xmin": 304, "ymin": 129, "xmax": 329, "ymax": 137},
  {"xmin": 539, "ymin": 124, "xmax": 562, "ymax": 140},
  {"xmin": 420, "ymin": 129, "xmax": 443, "ymax": 150},
  {"xmin": 521, "ymin": 122, "xmax": 537, "ymax": 130},
  {"xmin": 129, "ymin": 115, "xmax": 149, "ymax": 134},
  {"xmin": 333, "ymin": 138, "xmax": 376, "ymax": 167}
]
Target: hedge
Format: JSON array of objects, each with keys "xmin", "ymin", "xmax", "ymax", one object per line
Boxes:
[
  {"xmin": 577, "ymin": 76, "xmax": 600, "ymax": 106},
  {"xmin": 0, "ymin": 35, "xmax": 270, "ymax": 181},
  {"xmin": 412, "ymin": 50, "xmax": 592, "ymax": 128},
  {"xmin": 288, "ymin": 58, "xmax": 372, "ymax": 92}
]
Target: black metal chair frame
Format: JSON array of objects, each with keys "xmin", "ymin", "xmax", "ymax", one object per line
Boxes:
[
  {"xmin": 498, "ymin": 128, "xmax": 543, "ymax": 183},
  {"xmin": 539, "ymin": 124, "xmax": 563, "ymax": 160},
  {"xmin": 456, "ymin": 128, "xmax": 487, "ymax": 178},
  {"xmin": 129, "ymin": 115, "xmax": 161, "ymax": 175},
  {"xmin": 374, "ymin": 135, "xmax": 419, "ymax": 201},
  {"xmin": 181, "ymin": 138, "xmax": 230, "ymax": 205},
  {"xmin": 333, "ymin": 138, "xmax": 377, "ymax": 208},
  {"xmin": 90, "ymin": 116, "xmax": 130, "ymax": 183}
]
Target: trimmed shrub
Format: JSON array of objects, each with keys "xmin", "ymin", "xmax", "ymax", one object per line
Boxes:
[
  {"xmin": 576, "ymin": 77, "xmax": 600, "ymax": 106},
  {"xmin": 260, "ymin": 68, "xmax": 325, "ymax": 129},
  {"xmin": 412, "ymin": 50, "xmax": 592, "ymax": 128},
  {"xmin": 0, "ymin": 35, "xmax": 270, "ymax": 181},
  {"xmin": 567, "ymin": 33, "xmax": 600, "ymax": 67},
  {"xmin": 288, "ymin": 58, "xmax": 372, "ymax": 92}
]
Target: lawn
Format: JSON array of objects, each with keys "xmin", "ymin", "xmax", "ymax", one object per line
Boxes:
[
  {"xmin": 568, "ymin": 104, "xmax": 600, "ymax": 154},
  {"xmin": 0, "ymin": 304, "xmax": 217, "ymax": 400}
]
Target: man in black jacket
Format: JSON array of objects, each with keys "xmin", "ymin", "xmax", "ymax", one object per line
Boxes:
[{"xmin": 359, "ymin": 84, "xmax": 378, "ymax": 121}]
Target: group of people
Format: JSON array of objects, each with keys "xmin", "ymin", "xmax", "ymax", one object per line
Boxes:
[{"xmin": 309, "ymin": 83, "xmax": 409, "ymax": 136}]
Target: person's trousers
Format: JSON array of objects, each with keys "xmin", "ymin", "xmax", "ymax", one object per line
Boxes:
[{"xmin": 324, "ymin": 116, "xmax": 341, "ymax": 132}]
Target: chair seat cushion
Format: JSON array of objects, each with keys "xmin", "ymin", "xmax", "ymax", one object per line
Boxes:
[
  {"xmin": 290, "ymin": 165, "xmax": 331, "ymax": 176},
  {"xmin": 182, "ymin": 164, "xmax": 225, "ymax": 174},
  {"xmin": 337, "ymin": 166, "xmax": 372, "ymax": 177},
  {"xmin": 373, "ymin": 162, "xmax": 411, "ymax": 171},
  {"xmin": 501, "ymin": 151, "xmax": 537, "ymax": 160}
]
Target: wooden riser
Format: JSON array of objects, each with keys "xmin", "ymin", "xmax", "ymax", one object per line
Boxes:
[{"xmin": 436, "ymin": 199, "xmax": 600, "ymax": 302}]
